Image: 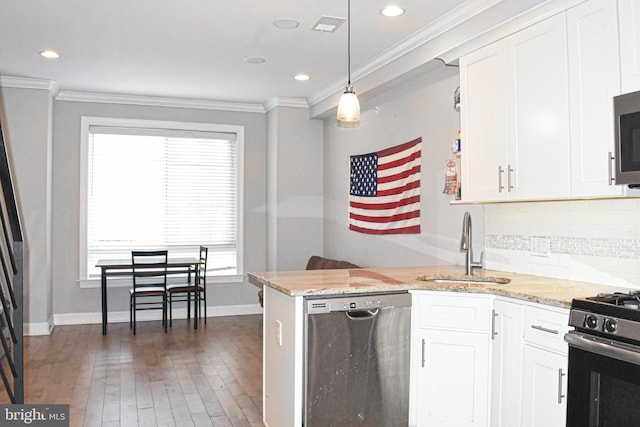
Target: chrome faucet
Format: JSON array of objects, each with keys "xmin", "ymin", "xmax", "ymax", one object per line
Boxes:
[{"xmin": 460, "ymin": 211, "xmax": 484, "ymax": 275}]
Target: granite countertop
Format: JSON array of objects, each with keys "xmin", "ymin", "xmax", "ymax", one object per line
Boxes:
[{"xmin": 247, "ymin": 265, "xmax": 628, "ymax": 309}]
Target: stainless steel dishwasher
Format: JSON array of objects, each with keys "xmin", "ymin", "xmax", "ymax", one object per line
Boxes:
[{"xmin": 304, "ymin": 292, "xmax": 411, "ymax": 427}]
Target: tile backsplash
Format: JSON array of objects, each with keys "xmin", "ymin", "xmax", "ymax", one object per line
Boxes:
[
  {"xmin": 484, "ymin": 198, "xmax": 640, "ymax": 289},
  {"xmin": 486, "ymin": 234, "xmax": 640, "ymax": 259}
]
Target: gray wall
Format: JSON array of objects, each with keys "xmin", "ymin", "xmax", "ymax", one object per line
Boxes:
[
  {"xmin": 322, "ymin": 63, "xmax": 484, "ymax": 268},
  {"xmin": 0, "ymin": 86, "xmax": 54, "ymax": 330},
  {"xmin": 266, "ymin": 106, "xmax": 323, "ymax": 271},
  {"xmin": 51, "ymin": 100, "xmax": 269, "ymax": 319}
]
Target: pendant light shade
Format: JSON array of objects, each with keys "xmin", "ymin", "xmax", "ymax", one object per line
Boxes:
[
  {"xmin": 337, "ymin": 0, "xmax": 360, "ymax": 125},
  {"xmin": 337, "ymin": 85, "xmax": 360, "ymax": 123}
]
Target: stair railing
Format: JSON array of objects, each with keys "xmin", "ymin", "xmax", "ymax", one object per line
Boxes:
[{"xmin": 0, "ymin": 120, "xmax": 24, "ymax": 403}]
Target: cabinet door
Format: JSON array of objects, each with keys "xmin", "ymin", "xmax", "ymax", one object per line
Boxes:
[
  {"xmin": 460, "ymin": 40, "xmax": 509, "ymax": 202},
  {"xmin": 521, "ymin": 345, "xmax": 568, "ymax": 427},
  {"xmin": 619, "ymin": 0, "xmax": 640, "ymax": 93},
  {"xmin": 491, "ymin": 300, "xmax": 524, "ymax": 427},
  {"xmin": 507, "ymin": 13, "xmax": 571, "ymax": 200},
  {"xmin": 415, "ymin": 329, "xmax": 490, "ymax": 427},
  {"xmin": 568, "ymin": 0, "xmax": 623, "ymax": 197}
]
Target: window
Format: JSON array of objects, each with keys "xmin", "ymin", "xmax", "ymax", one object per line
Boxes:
[{"xmin": 80, "ymin": 118, "xmax": 244, "ymax": 280}]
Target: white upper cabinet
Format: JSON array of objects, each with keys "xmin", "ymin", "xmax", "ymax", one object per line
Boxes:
[
  {"xmin": 568, "ymin": 0, "xmax": 624, "ymax": 197},
  {"xmin": 460, "ymin": 14, "xmax": 571, "ymax": 202},
  {"xmin": 460, "ymin": 0, "xmax": 640, "ymax": 202},
  {"xmin": 619, "ymin": 0, "xmax": 640, "ymax": 93},
  {"xmin": 460, "ymin": 41, "xmax": 509, "ymax": 202},
  {"xmin": 507, "ymin": 14, "xmax": 571, "ymax": 200}
]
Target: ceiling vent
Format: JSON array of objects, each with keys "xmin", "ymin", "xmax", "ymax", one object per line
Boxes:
[{"xmin": 312, "ymin": 16, "xmax": 346, "ymax": 33}]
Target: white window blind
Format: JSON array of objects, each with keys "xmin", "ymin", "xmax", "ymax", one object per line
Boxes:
[{"xmin": 86, "ymin": 125, "xmax": 238, "ymax": 278}]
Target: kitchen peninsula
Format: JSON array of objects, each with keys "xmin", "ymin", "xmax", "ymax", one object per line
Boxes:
[{"xmin": 249, "ymin": 265, "xmax": 624, "ymax": 427}]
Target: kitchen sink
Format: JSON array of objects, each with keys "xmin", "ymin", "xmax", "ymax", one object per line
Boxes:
[{"xmin": 416, "ymin": 274, "xmax": 511, "ymax": 285}]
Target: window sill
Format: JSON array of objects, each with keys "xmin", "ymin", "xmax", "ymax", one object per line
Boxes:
[{"xmin": 78, "ymin": 273, "xmax": 246, "ymax": 289}]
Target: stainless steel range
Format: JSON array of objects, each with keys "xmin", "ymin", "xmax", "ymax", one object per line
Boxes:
[{"xmin": 565, "ymin": 291, "xmax": 640, "ymax": 427}]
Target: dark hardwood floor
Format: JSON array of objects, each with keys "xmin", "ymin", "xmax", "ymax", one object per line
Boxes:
[{"xmin": 3, "ymin": 315, "xmax": 264, "ymax": 427}]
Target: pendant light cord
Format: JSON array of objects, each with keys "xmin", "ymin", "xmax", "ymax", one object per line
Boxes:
[{"xmin": 347, "ymin": 0, "xmax": 351, "ymax": 86}]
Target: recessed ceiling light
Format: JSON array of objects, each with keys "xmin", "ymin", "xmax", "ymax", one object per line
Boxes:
[
  {"xmin": 274, "ymin": 18, "xmax": 300, "ymax": 30},
  {"xmin": 244, "ymin": 57, "xmax": 266, "ymax": 65},
  {"xmin": 40, "ymin": 50, "xmax": 61, "ymax": 59},
  {"xmin": 380, "ymin": 6, "xmax": 405, "ymax": 17},
  {"xmin": 294, "ymin": 74, "xmax": 310, "ymax": 81}
]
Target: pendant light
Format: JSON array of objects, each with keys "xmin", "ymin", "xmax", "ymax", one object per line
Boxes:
[{"xmin": 337, "ymin": 0, "xmax": 360, "ymax": 125}]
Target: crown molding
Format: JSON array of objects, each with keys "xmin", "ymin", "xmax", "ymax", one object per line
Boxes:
[
  {"xmin": 436, "ymin": 0, "xmax": 587, "ymax": 64},
  {"xmin": 308, "ymin": 0, "xmax": 581, "ymax": 118},
  {"xmin": 265, "ymin": 97, "xmax": 309, "ymax": 112},
  {"xmin": 307, "ymin": 0, "xmax": 501, "ymax": 107},
  {"xmin": 55, "ymin": 90, "xmax": 266, "ymax": 113},
  {"xmin": 0, "ymin": 76, "xmax": 59, "ymax": 96}
]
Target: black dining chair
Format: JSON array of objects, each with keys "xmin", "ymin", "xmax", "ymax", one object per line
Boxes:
[
  {"xmin": 167, "ymin": 246, "xmax": 208, "ymax": 327},
  {"xmin": 130, "ymin": 250, "xmax": 169, "ymax": 335}
]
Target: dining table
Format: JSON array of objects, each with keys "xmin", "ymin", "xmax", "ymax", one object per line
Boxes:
[{"xmin": 96, "ymin": 256, "xmax": 203, "ymax": 335}]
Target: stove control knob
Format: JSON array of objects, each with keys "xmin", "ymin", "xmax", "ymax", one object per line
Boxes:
[
  {"xmin": 604, "ymin": 318, "xmax": 618, "ymax": 334},
  {"xmin": 584, "ymin": 314, "xmax": 598, "ymax": 329}
]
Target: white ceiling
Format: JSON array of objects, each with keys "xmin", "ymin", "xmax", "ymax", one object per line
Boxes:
[{"xmin": 0, "ymin": 0, "xmax": 483, "ymax": 106}]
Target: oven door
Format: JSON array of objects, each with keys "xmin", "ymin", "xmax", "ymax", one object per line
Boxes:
[{"xmin": 565, "ymin": 331, "xmax": 640, "ymax": 427}]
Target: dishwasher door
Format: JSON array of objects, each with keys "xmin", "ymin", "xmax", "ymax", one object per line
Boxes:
[{"xmin": 305, "ymin": 292, "xmax": 411, "ymax": 427}]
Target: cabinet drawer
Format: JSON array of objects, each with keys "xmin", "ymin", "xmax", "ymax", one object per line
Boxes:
[
  {"xmin": 414, "ymin": 293, "xmax": 491, "ymax": 332},
  {"xmin": 523, "ymin": 305, "xmax": 570, "ymax": 354}
]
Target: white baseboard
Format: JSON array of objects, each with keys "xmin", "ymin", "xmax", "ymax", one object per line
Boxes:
[
  {"xmin": 26, "ymin": 304, "xmax": 264, "ymax": 335},
  {"xmin": 24, "ymin": 318, "xmax": 54, "ymax": 336}
]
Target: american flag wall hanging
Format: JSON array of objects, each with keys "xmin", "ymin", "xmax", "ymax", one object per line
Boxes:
[{"xmin": 349, "ymin": 137, "xmax": 422, "ymax": 234}]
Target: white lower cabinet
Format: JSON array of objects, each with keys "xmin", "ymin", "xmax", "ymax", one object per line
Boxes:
[
  {"xmin": 520, "ymin": 304, "xmax": 570, "ymax": 427},
  {"xmin": 521, "ymin": 345, "xmax": 568, "ymax": 427},
  {"xmin": 415, "ymin": 329, "xmax": 490, "ymax": 427},
  {"xmin": 491, "ymin": 300, "xmax": 569, "ymax": 427},
  {"xmin": 490, "ymin": 299, "xmax": 524, "ymax": 427},
  {"xmin": 410, "ymin": 292, "xmax": 491, "ymax": 427},
  {"xmin": 411, "ymin": 293, "xmax": 570, "ymax": 427}
]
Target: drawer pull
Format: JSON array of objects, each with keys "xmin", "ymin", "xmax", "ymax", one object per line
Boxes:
[{"xmin": 531, "ymin": 324, "xmax": 559, "ymax": 335}]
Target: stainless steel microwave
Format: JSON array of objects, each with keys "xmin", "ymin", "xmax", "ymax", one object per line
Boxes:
[{"xmin": 614, "ymin": 90, "xmax": 640, "ymax": 186}]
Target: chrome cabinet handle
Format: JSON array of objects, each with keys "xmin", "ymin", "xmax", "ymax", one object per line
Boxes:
[
  {"xmin": 558, "ymin": 368, "xmax": 566, "ymax": 404},
  {"xmin": 531, "ymin": 324, "xmax": 559, "ymax": 335},
  {"xmin": 608, "ymin": 151, "xmax": 615, "ymax": 185},
  {"xmin": 491, "ymin": 309, "xmax": 498, "ymax": 340},
  {"xmin": 508, "ymin": 165, "xmax": 514, "ymax": 192},
  {"xmin": 421, "ymin": 338, "xmax": 426, "ymax": 368},
  {"xmin": 498, "ymin": 166, "xmax": 505, "ymax": 192}
]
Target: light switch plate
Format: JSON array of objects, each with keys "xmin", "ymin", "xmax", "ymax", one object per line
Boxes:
[{"xmin": 530, "ymin": 236, "xmax": 550, "ymax": 257}]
